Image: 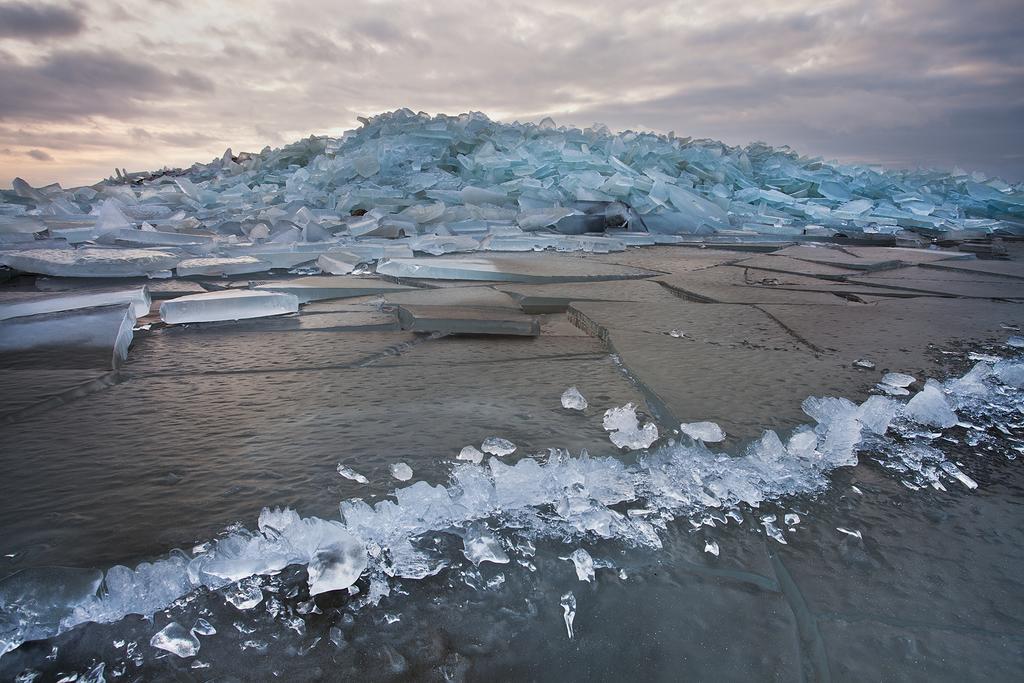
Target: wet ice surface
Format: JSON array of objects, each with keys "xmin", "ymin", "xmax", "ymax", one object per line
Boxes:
[{"xmin": 1, "ymin": 347, "xmax": 1022, "ymax": 680}]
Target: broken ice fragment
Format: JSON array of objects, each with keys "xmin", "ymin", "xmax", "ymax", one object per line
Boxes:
[
  {"xmin": 1007, "ymin": 336, "xmax": 1024, "ymax": 348},
  {"xmin": 336, "ymin": 465, "xmax": 369, "ymax": 484},
  {"xmin": 703, "ymin": 540, "xmax": 720, "ymax": 556},
  {"xmin": 0, "ymin": 303, "xmax": 136, "ymax": 369},
  {"xmin": 679, "ymin": 421, "xmax": 726, "ymax": 443},
  {"xmin": 191, "ymin": 619, "xmax": 216, "ymax": 636},
  {"xmin": 784, "ymin": 513, "xmax": 801, "ymax": 527},
  {"xmin": 940, "ymin": 461, "xmax": 978, "ymax": 490},
  {"xmin": 160, "ymin": 290, "xmax": 299, "ymax": 324},
  {"xmin": 481, "ymin": 437, "xmax": 516, "ymax": 456},
  {"xmin": 149, "ymin": 622, "xmax": 200, "ymax": 658},
  {"xmin": 853, "ymin": 358, "xmax": 876, "ymax": 369},
  {"xmin": 176, "ymin": 256, "xmax": 270, "ymax": 277},
  {"xmin": 457, "ymin": 445, "xmax": 485, "ymax": 463},
  {"xmin": 560, "ymin": 386, "xmax": 588, "ymax": 411},
  {"xmin": 560, "ymin": 592, "xmax": 576, "ymax": 639},
  {"xmin": 760, "ymin": 515, "xmax": 787, "ymax": 544},
  {"xmin": 563, "ymin": 549, "xmax": 595, "ymax": 582},
  {"xmin": 881, "ymin": 372, "xmax": 916, "ymax": 388},
  {"xmin": 389, "ymin": 462, "xmax": 413, "ymax": 481},
  {"xmin": 603, "ymin": 403, "xmax": 659, "ymax": 450},
  {"xmin": 903, "ymin": 380, "xmax": 958, "ymax": 428},
  {"xmin": 224, "ymin": 579, "xmax": 263, "ymax": 610},
  {"xmin": 0, "ymin": 248, "xmax": 179, "ymax": 278},
  {"xmin": 306, "ymin": 525, "xmax": 368, "ymax": 596},
  {"xmin": 462, "ymin": 524, "xmax": 509, "ymax": 565},
  {"xmin": 836, "ymin": 527, "xmax": 863, "ymax": 540},
  {"xmin": 668, "ymin": 329, "xmax": 685, "ymax": 338}
]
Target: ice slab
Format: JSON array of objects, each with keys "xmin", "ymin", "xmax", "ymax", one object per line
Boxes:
[
  {"xmin": 0, "ymin": 303, "xmax": 135, "ymax": 368},
  {"xmin": 0, "ymin": 248, "xmax": 179, "ymax": 278},
  {"xmin": 176, "ymin": 256, "xmax": 271, "ymax": 277},
  {"xmin": 150, "ymin": 622, "xmax": 200, "ymax": 658},
  {"xmin": 377, "ymin": 254, "xmax": 658, "ymax": 283},
  {"xmin": 394, "ymin": 304, "xmax": 540, "ymax": 336},
  {"xmin": 253, "ymin": 276, "xmax": 413, "ymax": 304},
  {"xmin": 0, "ymin": 286, "xmax": 150, "ymax": 321},
  {"xmin": 772, "ymin": 245, "xmax": 905, "ymax": 272},
  {"xmin": 160, "ymin": 290, "xmax": 299, "ymax": 324},
  {"xmin": 317, "ymin": 251, "xmax": 361, "ymax": 275}
]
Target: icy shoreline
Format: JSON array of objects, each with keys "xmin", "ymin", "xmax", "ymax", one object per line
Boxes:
[{"xmin": 1, "ymin": 354, "xmax": 1020, "ymax": 659}]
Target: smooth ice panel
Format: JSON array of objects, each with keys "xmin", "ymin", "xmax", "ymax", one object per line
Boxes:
[
  {"xmin": 160, "ymin": 290, "xmax": 299, "ymax": 324},
  {"xmin": 0, "ymin": 286, "xmax": 150, "ymax": 321}
]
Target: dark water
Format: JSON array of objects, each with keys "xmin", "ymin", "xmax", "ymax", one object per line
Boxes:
[{"xmin": 1, "ymin": 320, "xmax": 1022, "ymax": 681}]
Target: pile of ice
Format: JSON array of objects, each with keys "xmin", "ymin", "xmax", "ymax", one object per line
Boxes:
[
  {"xmin": 2, "ymin": 109, "xmax": 1023, "ymax": 280},
  {"xmin": 0, "ymin": 356, "xmax": 1021, "ymax": 657}
]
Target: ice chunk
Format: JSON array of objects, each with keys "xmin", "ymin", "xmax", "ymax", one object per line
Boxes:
[
  {"xmin": 760, "ymin": 515, "xmax": 787, "ymax": 544},
  {"xmin": 564, "ymin": 549, "xmax": 595, "ymax": 582},
  {"xmin": 149, "ymin": 622, "xmax": 200, "ymax": 658},
  {"xmin": 903, "ymin": 380, "xmax": 958, "ymax": 428},
  {"xmin": 836, "ymin": 527, "xmax": 862, "ymax": 540},
  {"xmin": 0, "ymin": 567, "xmax": 102, "ymax": 657},
  {"xmin": 191, "ymin": 618, "xmax": 216, "ymax": 636},
  {"xmin": 175, "ymin": 256, "xmax": 270, "ymax": 277},
  {"xmin": 1007, "ymin": 336, "xmax": 1024, "ymax": 348},
  {"xmin": 881, "ymin": 372, "xmax": 916, "ymax": 388},
  {"xmin": 253, "ymin": 276, "xmax": 413, "ymax": 304},
  {"xmin": 457, "ymin": 445, "xmax": 485, "ymax": 463},
  {"xmin": 0, "ymin": 286, "xmax": 150, "ymax": 321},
  {"xmin": 224, "ymin": 579, "xmax": 263, "ymax": 609},
  {"xmin": 852, "ymin": 358, "xmax": 876, "ymax": 369},
  {"xmin": 603, "ymin": 403, "xmax": 659, "ymax": 450},
  {"xmin": 462, "ymin": 524, "xmax": 509, "ymax": 565},
  {"xmin": 336, "ymin": 464, "xmax": 369, "ymax": 484},
  {"xmin": 560, "ymin": 386, "xmax": 588, "ymax": 411},
  {"xmin": 679, "ymin": 421, "xmax": 726, "ymax": 442},
  {"xmin": 0, "ymin": 303, "xmax": 135, "ymax": 368},
  {"xmin": 993, "ymin": 360, "xmax": 1024, "ymax": 388},
  {"xmin": 481, "ymin": 437, "xmax": 517, "ymax": 456},
  {"xmin": 784, "ymin": 513, "xmax": 801, "ymax": 526},
  {"xmin": 0, "ymin": 248, "xmax": 179, "ymax": 278},
  {"xmin": 704, "ymin": 540, "xmax": 720, "ymax": 556},
  {"xmin": 160, "ymin": 290, "xmax": 299, "ymax": 324},
  {"xmin": 306, "ymin": 525, "xmax": 368, "ymax": 596},
  {"xmin": 389, "ymin": 462, "xmax": 413, "ymax": 481},
  {"xmin": 560, "ymin": 592, "xmax": 576, "ymax": 639},
  {"xmin": 317, "ymin": 251, "xmax": 362, "ymax": 275}
]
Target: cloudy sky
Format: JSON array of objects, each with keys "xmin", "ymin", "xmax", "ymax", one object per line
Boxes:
[{"xmin": 1, "ymin": 0, "xmax": 1022, "ymax": 187}]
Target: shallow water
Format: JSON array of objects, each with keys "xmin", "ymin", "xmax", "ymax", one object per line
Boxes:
[{"xmin": 1, "ymin": 334, "xmax": 1022, "ymax": 681}]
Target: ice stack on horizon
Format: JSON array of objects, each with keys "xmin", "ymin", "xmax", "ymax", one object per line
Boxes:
[{"xmin": 1, "ymin": 109, "xmax": 1021, "ymax": 283}]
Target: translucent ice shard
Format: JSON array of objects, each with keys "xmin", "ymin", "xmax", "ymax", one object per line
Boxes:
[
  {"xmin": 481, "ymin": 437, "xmax": 517, "ymax": 456},
  {"xmin": 881, "ymin": 372, "xmax": 916, "ymax": 388},
  {"xmin": 462, "ymin": 524, "xmax": 510, "ymax": 566},
  {"xmin": 336, "ymin": 465, "xmax": 369, "ymax": 484},
  {"xmin": 853, "ymin": 358, "xmax": 876, "ymax": 369},
  {"xmin": 390, "ymin": 462, "xmax": 413, "ymax": 481},
  {"xmin": 679, "ymin": 421, "xmax": 726, "ymax": 442},
  {"xmin": 560, "ymin": 386, "xmax": 588, "ymax": 410},
  {"xmin": 903, "ymin": 380, "xmax": 958, "ymax": 428},
  {"xmin": 457, "ymin": 445, "xmax": 485, "ymax": 463},
  {"xmin": 191, "ymin": 618, "xmax": 216, "ymax": 636},
  {"xmin": 603, "ymin": 403, "xmax": 659, "ymax": 450},
  {"xmin": 224, "ymin": 579, "xmax": 263, "ymax": 610},
  {"xmin": 760, "ymin": 514, "xmax": 787, "ymax": 544},
  {"xmin": 560, "ymin": 592, "xmax": 576, "ymax": 639},
  {"xmin": 1007, "ymin": 336, "xmax": 1024, "ymax": 348},
  {"xmin": 784, "ymin": 513, "xmax": 801, "ymax": 526},
  {"xmin": 150, "ymin": 622, "xmax": 200, "ymax": 658},
  {"xmin": 0, "ymin": 286, "xmax": 150, "ymax": 321},
  {"xmin": 836, "ymin": 527, "xmax": 863, "ymax": 540},
  {"xmin": 564, "ymin": 549, "xmax": 595, "ymax": 582},
  {"xmin": 159, "ymin": 290, "xmax": 299, "ymax": 324},
  {"xmin": 704, "ymin": 540, "xmax": 720, "ymax": 556}
]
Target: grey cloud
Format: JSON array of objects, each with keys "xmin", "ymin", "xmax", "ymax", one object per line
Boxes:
[
  {"xmin": 0, "ymin": 49, "xmax": 215, "ymax": 120},
  {"xmin": 26, "ymin": 148, "xmax": 53, "ymax": 161},
  {"xmin": 0, "ymin": 2, "xmax": 84, "ymax": 40}
]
